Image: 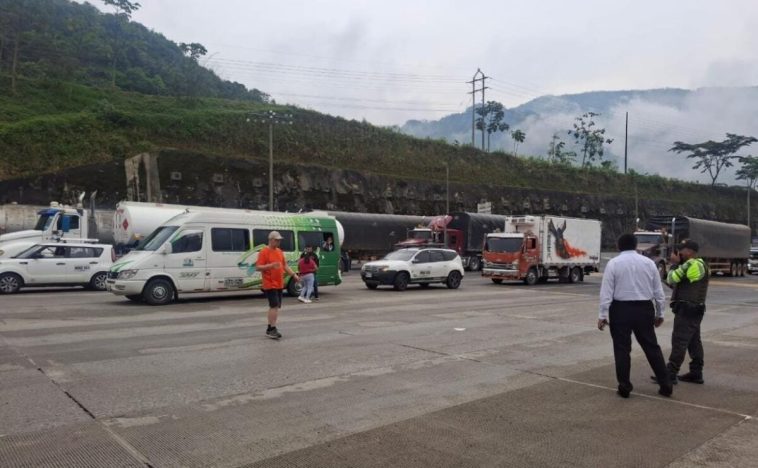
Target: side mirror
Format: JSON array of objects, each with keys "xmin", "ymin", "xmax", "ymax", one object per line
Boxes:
[{"xmin": 161, "ymin": 243, "xmax": 173, "ymax": 255}]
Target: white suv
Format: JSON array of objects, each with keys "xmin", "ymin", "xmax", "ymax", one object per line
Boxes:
[
  {"xmin": 361, "ymin": 248, "xmax": 464, "ymax": 291},
  {"xmin": 0, "ymin": 242, "xmax": 114, "ymax": 294}
]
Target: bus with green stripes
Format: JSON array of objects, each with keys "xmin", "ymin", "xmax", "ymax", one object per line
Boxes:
[{"xmin": 107, "ymin": 210, "xmax": 343, "ymax": 305}]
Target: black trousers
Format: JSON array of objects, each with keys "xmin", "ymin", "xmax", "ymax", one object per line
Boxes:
[
  {"xmin": 609, "ymin": 300, "xmax": 669, "ymax": 390},
  {"xmin": 668, "ymin": 302, "xmax": 705, "ymax": 375}
]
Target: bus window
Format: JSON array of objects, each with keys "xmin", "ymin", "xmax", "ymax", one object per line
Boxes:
[{"xmin": 253, "ymin": 229, "xmax": 295, "ymax": 252}]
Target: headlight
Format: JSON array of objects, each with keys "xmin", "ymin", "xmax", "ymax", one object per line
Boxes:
[
  {"xmin": 117, "ymin": 269, "xmax": 139, "ymax": 279},
  {"xmin": 379, "ymin": 266, "xmax": 390, "ymax": 272}
]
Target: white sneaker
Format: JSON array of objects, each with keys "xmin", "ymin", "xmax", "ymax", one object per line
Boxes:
[
  {"xmin": 304, "ymin": 299, "xmax": 312, "ymax": 304},
  {"xmin": 297, "ymin": 297, "xmax": 306, "ymax": 303}
]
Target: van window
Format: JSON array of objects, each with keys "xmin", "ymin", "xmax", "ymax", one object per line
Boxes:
[
  {"xmin": 298, "ymin": 231, "xmax": 334, "ymax": 251},
  {"xmin": 137, "ymin": 226, "xmax": 178, "ymax": 251},
  {"xmin": 212, "ymin": 228, "xmax": 250, "ymax": 252},
  {"xmin": 172, "ymin": 230, "xmax": 203, "ymax": 253},
  {"xmin": 253, "ymin": 229, "xmax": 295, "ymax": 252}
]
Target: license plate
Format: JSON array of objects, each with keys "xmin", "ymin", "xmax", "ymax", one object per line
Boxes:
[
  {"xmin": 365, "ymin": 272, "xmax": 373, "ymax": 278},
  {"xmin": 224, "ymin": 278, "xmax": 244, "ymax": 288}
]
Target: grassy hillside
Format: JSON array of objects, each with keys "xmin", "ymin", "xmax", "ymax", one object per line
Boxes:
[{"xmin": 0, "ymin": 0, "xmax": 750, "ymax": 213}]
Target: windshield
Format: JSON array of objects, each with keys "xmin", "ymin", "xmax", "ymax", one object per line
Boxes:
[
  {"xmin": 408, "ymin": 230, "xmax": 431, "ymax": 240},
  {"xmin": 136, "ymin": 226, "xmax": 179, "ymax": 251},
  {"xmin": 33, "ymin": 214, "xmax": 55, "ymax": 231},
  {"xmin": 485, "ymin": 237, "xmax": 523, "ymax": 253},
  {"xmin": 14, "ymin": 245, "xmax": 43, "ymax": 259},
  {"xmin": 635, "ymin": 234, "xmax": 662, "ymax": 244},
  {"xmin": 383, "ymin": 250, "xmax": 417, "ymax": 261},
  {"xmin": 751, "ymin": 251, "xmax": 758, "ymax": 260}
]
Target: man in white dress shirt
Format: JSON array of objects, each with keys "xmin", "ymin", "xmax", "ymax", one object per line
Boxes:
[{"xmin": 599, "ymin": 233, "xmax": 673, "ymax": 398}]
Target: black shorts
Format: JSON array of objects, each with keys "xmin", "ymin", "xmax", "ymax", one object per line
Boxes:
[{"xmin": 264, "ymin": 289, "xmax": 283, "ymax": 308}]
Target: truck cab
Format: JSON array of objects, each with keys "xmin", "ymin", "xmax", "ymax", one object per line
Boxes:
[
  {"xmin": 482, "ymin": 232, "xmax": 530, "ymax": 281},
  {"xmin": 634, "ymin": 230, "xmax": 670, "ymax": 278},
  {"xmin": 0, "ymin": 201, "xmax": 90, "ymax": 259}
]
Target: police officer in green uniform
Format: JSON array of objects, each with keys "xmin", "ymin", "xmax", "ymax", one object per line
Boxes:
[{"xmin": 661, "ymin": 239, "xmax": 709, "ymax": 385}]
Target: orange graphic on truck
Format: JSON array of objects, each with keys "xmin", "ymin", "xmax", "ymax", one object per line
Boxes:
[{"xmin": 548, "ymin": 219, "xmax": 587, "ymax": 259}]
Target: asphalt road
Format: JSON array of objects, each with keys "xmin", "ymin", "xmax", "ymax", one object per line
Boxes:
[{"xmin": 1, "ymin": 268, "xmax": 757, "ymax": 467}]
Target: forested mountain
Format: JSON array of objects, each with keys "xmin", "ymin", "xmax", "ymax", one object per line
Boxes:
[{"xmin": 0, "ymin": 0, "xmax": 268, "ymax": 101}]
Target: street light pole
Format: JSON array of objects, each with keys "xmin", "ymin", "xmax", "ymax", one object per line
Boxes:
[
  {"xmin": 247, "ymin": 111, "xmax": 293, "ymax": 211},
  {"xmin": 444, "ymin": 162, "xmax": 449, "ymax": 248}
]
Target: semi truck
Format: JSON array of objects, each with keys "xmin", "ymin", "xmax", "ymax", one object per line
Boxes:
[
  {"xmin": 327, "ymin": 211, "xmax": 432, "ymax": 260},
  {"xmin": 0, "ymin": 193, "xmax": 104, "ymax": 259},
  {"xmin": 635, "ymin": 216, "xmax": 751, "ymax": 277},
  {"xmin": 482, "ymin": 215, "xmax": 601, "ymax": 285},
  {"xmin": 395, "ymin": 212, "xmax": 508, "ymax": 271}
]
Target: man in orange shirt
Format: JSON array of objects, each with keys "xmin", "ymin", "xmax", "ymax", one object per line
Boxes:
[{"xmin": 256, "ymin": 231, "xmax": 300, "ymax": 339}]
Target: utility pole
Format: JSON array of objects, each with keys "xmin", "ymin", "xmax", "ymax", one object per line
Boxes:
[
  {"xmin": 444, "ymin": 162, "xmax": 450, "ymax": 248},
  {"xmin": 467, "ymin": 69, "xmax": 488, "ymax": 150},
  {"xmin": 624, "ymin": 112, "xmax": 629, "ymax": 174},
  {"xmin": 247, "ymin": 111, "xmax": 293, "ymax": 211}
]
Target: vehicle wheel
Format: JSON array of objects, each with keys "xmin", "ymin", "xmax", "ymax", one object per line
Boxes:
[
  {"xmin": 524, "ymin": 268, "xmax": 538, "ymax": 286},
  {"xmin": 393, "ymin": 272, "xmax": 410, "ymax": 291},
  {"xmin": 446, "ymin": 271, "xmax": 462, "ymax": 289},
  {"xmin": 728, "ymin": 262, "xmax": 736, "ymax": 277},
  {"xmin": 657, "ymin": 262, "xmax": 667, "ymax": 280},
  {"xmin": 0, "ymin": 272, "xmax": 22, "ymax": 294},
  {"xmin": 491, "ymin": 278, "xmax": 503, "ymax": 284},
  {"xmin": 739, "ymin": 263, "xmax": 746, "ymax": 277},
  {"xmin": 569, "ymin": 267, "xmax": 582, "ymax": 284},
  {"xmin": 142, "ymin": 278, "xmax": 175, "ymax": 305},
  {"xmin": 287, "ymin": 277, "xmax": 302, "ymax": 297},
  {"xmin": 126, "ymin": 294, "xmax": 143, "ymax": 302},
  {"xmin": 89, "ymin": 272, "xmax": 108, "ymax": 291},
  {"xmin": 419, "ymin": 282, "xmax": 431, "ymax": 288},
  {"xmin": 365, "ymin": 282, "xmax": 378, "ymax": 290},
  {"xmin": 468, "ymin": 256, "xmax": 482, "ymax": 272}
]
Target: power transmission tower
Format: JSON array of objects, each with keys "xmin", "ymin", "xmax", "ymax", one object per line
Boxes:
[
  {"xmin": 467, "ymin": 69, "xmax": 488, "ymax": 150},
  {"xmin": 246, "ymin": 111, "xmax": 293, "ymax": 211}
]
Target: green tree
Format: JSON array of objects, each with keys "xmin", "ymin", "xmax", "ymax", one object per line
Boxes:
[
  {"xmin": 511, "ymin": 129, "xmax": 526, "ymax": 156},
  {"xmin": 475, "ymin": 101, "xmax": 509, "ymax": 152},
  {"xmin": 180, "ymin": 42, "xmax": 207, "ymax": 62},
  {"xmin": 547, "ymin": 133, "xmax": 576, "ymax": 165},
  {"xmin": 670, "ymin": 133, "xmax": 757, "ymax": 186},
  {"xmin": 101, "ymin": 0, "xmax": 141, "ymax": 87},
  {"xmin": 569, "ymin": 112, "xmax": 613, "ymax": 168}
]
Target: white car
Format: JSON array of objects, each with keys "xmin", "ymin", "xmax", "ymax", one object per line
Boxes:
[
  {"xmin": 0, "ymin": 242, "xmax": 114, "ymax": 294},
  {"xmin": 749, "ymin": 248, "xmax": 758, "ymax": 275},
  {"xmin": 361, "ymin": 248, "xmax": 464, "ymax": 291}
]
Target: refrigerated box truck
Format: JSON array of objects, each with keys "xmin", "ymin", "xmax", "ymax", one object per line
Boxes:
[{"xmin": 482, "ymin": 215, "xmax": 601, "ymax": 285}]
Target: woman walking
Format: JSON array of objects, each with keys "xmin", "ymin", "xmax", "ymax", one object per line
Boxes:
[{"xmin": 297, "ymin": 246, "xmax": 318, "ymax": 303}]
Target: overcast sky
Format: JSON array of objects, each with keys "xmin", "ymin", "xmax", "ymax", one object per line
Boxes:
[{"xmin": 86, "ymin": 0, "xmax": 758, "ymax": 127}]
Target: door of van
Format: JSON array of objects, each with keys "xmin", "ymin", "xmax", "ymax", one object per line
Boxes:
[
  {"xmin": 298, "ymin": 230, "xmax": 339, "ymax": 285},
  {"xmin": 165, "ymin": 228, "xmax": 208, "ymax": 292},
  {"xmin": 208, "ymin": 227, "xmax": 252, "ymax": 291}
]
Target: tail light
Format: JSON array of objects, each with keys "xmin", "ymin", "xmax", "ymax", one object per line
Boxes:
[{"xmin": 111, "ymin": 248, "xmax": 116, "ymax": 262}]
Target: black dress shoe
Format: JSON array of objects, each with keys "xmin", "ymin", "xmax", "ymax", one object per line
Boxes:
[
  {"xmin": 678, "ymin": 372, "xmax": 704, "ymax": 384},
  {"xmin": 650, "ymin": 374, "xmax": 678, "ymax": 385},
  {"xmin": 617, "ymin": 385, "xmax": 631, "ymax": 398},
  {"xmin": 658, "ymin": 385, "xmax": 673, "ymax": 397}
]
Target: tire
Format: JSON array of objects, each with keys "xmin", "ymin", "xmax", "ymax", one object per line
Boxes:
[
  {"xmin": 524, "ymin": 268, "xmax": 538, "ymax": 286},
  {"xmin": 0, "ymin": 272, "xmax": 22, "ymax": 294},
  {"xmin": 468, "ymin": 256, "xmax": 482, "ymax": 272},
  {"xmin": 393, "ymin": 272, "xmax": 410, "ymax": 291},
  {"xmin": 728, "ymin": 262, "xmax": 736, "ymax": 277},
  {"xmin": 419, "ymin": 282, "xmax": 431, "ymax": 288},
  {"xmin": 739, "ymin": 263, "xmax": 746, "ymax": 277},
  {"xmin": 365, "ymin": 282, "xmax": 378, "ymax": 290},
  {"xmin": 89, "ymin": 272, "xmax": 108, "ymax": 291},
  {"xmin": 446, "ymin": 271, "xmax": 462, "ymax": 289},
  {"xmin": 569, "ymin": 267, "xmax": 582, "ymax": 284},
  {"xmin": 126, "ymin": 294, "xmax": 143, "ymax": 302},
  {"xmin": 142, "ymin": 278, "xmax": 175, "ymax": 305},
  {"xmin": 286, "ymin": 277, "xmax": 302, "ymax": 297},
  {"xmin": 491, "ymin": 278, "xmax": 503, "ymax": 284}
]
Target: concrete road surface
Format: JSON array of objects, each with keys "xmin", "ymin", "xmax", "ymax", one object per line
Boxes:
[{"xmin": 1, "ymin": 270, "xmax": 757, "ymax": 467}]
